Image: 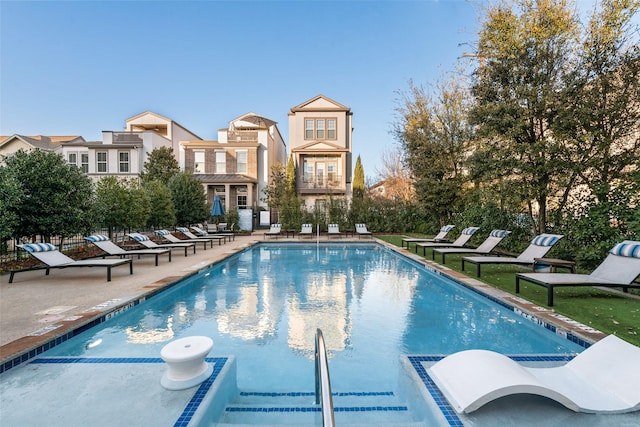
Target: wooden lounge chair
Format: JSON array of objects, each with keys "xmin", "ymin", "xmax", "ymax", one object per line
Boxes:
[
  {"xmin": 84, "ymin": 234, "xmax": 171, "ymax": 266},
  {"xmin": 10, "ymin": 243, "xmax": 133, "ymax": 283},
  {"xmin": 402, "ymin": 225, "xmax": 455, "ymax": 250},
  {"xmin": 461, "ymin": 233, "xmax": 564, "ymax": 277},
  {"xmin": 264, "ymin": 224, "xmax": 282, "ymax": 239},
  {"xmin": 433, "ymin": 229, "xmax": 511, "ymax": 263},
  {"xmin": 415, "ymin": 226, "xmax": 479, "ymax": 255},
  {"xmin": 516, "ymin": 240, "xmax": 640, "ymax": 306},
  {"xmin": 127, "ymin": 233, "xmax": 195, "ymax": 256},
  {"xmin": 428, "ymin": 334, "xmax": 640, "ymax": 414}
]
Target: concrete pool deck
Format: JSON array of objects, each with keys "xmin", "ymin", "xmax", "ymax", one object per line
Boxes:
[{"xmin": 0, "ymin": 233, "xmax": 607, "ymax": 369}]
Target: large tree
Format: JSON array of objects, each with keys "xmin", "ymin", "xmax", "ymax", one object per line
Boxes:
[
  {"xmin": 144, "ymin": 180, "xmax": 176, "ymax": 229},
  {"xmin": 395, "ymin": 76, "xmax": 473, "ymax": 225},
  {"xmin": 95, "ymin": 177, "xmax": 150, "ymax": 237},
  {"xmin": 168, "ymin": 172, "xmax": 209, "ymax": 225},
  {"xmin": 140, "ymin": 147, "xmax": 180, "ymax": 185},
  {"xmin": 3, "ymin": 149, "xmax": 95, "ymax": 242},
  {"xmin": 470, "ymin": 0, "xmax": 579, "ymax": 233},
  {"xmin": 352, "ymin": 155, "xmax": 365, "ymax": 199}
]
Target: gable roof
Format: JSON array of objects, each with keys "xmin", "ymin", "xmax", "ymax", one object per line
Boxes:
[
  {"xmin": 291, "ymin": 140, "xmax": 348, "ymax": 152},
  {"xmin": 289, "ymin": 94, "xmax": 351, "ymax": 113},
  {"xmin": 229, "ymin": 112, "xmax": 277, "ymax": 130},
  {"xmin": 0, "ymin": 134, "xmax": 85, "ymax": 151}
]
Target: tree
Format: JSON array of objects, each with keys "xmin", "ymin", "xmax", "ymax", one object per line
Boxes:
[
  {"xmin": 140, "ymin": 147, "xmax": 180, "ymax": 185},
  {"xmin": 0, "ymin": 164, "xmax": 22, "ymax": 242},
  {"xmin": 352, "ymin": 155, "xmax": 365, "ymax": 199},
  {"xmin": 263, "ymin": 163, "xmax": 287, "ymax": 211},
  {"xmin": 285, "ymin": 153, "xmax": 297, "ymax": 195},
  {"xmin": 95, "ymin": 177, "xmax": 150, "ymax": 237},
  {"xmin": 168, "ymin": 172, "xmax": 208, "ymax": 225},
  {"xmin": 374, "ymin": 145, "xmax": 415, "ymax": 202},
  {"xmin": 395, "ymin": 76, "xmax": 473, "ymax": 225},
  {"xmin": 470, "ymin": 0, "xmax": 579, "ymax": 233},
  {"xmin": 3, "ymin": 149, "xmax": 95, "ymax": 242},
  {"xmin": 144, "ymin": 180, "xmax": 176, "ymax": 229},
  {"xmin": 554, "ymin": 0, "xmax": 640, "ymax": 204}
]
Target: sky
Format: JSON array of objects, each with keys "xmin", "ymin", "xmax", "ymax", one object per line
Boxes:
[{"xmin": 2, "ymin": 1, "xmax": 482, "ymax": 180}]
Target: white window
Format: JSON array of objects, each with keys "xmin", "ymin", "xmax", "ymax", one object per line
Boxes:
[
  {"xmin": 81, "ymin": 153, "xmax": 89, "ymax": 173},
  {"xmin": 67, "ymin": 152, "xmax": 77, "ymax": 166},
  {"xmin": 316, "ymin": 119, "xmax": 325, "ymax": 139},
  {"xmin": 97, "ymin": 151, "xmax": 108, "ymax": 173},
  {"xmin": 305, "ymin": 119, "xmax": 314, "ymax": 139},
  {"xmin": 216, "ymin": 151, "xmax": 226, "ymax": 174},
  {"xmin": 236, "ymin": 150, "xmax": 247, "ymax": 174},
  {"xmin": 118, "ymin": 151, "xmax": 129, "ymax": 173},
  {"xmin": 194, "ymin": 151, "xmax": 205, "ymax": 173},
  {"xmin": 237, "ymin": 186, "xmax": 248, "ymax": 208},
  {"xmin": 327, "ymin": 119, "xmax": 336, "ymax": 139}
]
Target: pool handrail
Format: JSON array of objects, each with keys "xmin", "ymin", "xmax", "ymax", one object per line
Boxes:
[{"xmin": 315, "ymin": 328, "xmax": 335, "ymax": 427}]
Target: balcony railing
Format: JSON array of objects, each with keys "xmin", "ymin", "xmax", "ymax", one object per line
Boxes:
[
  {"xmin": 112, "ymin": 132, "xmax": 143, "ymax": 143},
  {"xmin": 300, "ymin": 174, "xmax": 343, "ymax": 190},
  {"xmin": 227, "ymin": 131, "xmax": 258, "ymax": 143}
]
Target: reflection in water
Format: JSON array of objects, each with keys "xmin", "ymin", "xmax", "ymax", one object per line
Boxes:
[{"xmin": 126, "ymin": 314, "xmax": 175, "ymax": 344}]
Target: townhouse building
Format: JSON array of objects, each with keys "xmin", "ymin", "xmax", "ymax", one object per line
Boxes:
[{"xmin": 288, "ymin": 95, "xmax": 353, "ymax": 209}]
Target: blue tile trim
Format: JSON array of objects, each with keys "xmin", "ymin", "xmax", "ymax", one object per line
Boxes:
[
  {"xmin": 225, "ymin": 405, "xmax": 408, "ymax": 413},
  {"xmin": 407, "ymin": 354, "xmax": 577, "ymax": 427},
  {"xmin": 174, "ymin": 357, "xmax": 228, "ymax": 427},
  {"xmin": 240, "ymin": 391, "xmax": 395, "ymax": 397}
]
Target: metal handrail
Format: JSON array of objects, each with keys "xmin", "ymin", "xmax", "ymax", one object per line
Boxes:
[{"xmin": 315, "ymin": 328, "xmax": 335, "ymax": 427}]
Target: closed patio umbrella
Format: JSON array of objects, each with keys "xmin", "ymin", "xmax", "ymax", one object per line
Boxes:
[{"xmin": 211, "ymin": 194, "xmax": 224, "ymax": 220}]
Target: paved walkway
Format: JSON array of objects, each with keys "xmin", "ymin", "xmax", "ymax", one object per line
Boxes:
[{"xmin": 0, "ymin": 233, "xmax": 607, "ymax": 367}]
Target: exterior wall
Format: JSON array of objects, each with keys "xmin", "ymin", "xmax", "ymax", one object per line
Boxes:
[{"xmin": 0, "ymin": 139, "xmax": 35, "ymax": 158}]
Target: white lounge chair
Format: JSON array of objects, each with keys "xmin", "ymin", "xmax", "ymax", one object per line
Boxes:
[
  {"xmin": 402, "ymin": 225, "xmax": 455, "ymax": 250},
  {"xmin": 428, "ymin": 334, "xmax": 640, "ymax": 414},
  {"xmin": 84, "ymin": 234, "xmax": 171, "ymax": 266},
  {"xmin": 264, "ymin": 224, "xmax": 282, "ymax": 239},
  {"xmin": 516, "ymin": 240, "xmax": 640, "ymax": 306},
  {"xmin": 10, "ymin": 243, "xmax": 133, "ymax": 283},
  {"xmin": 433, "ymin": 229, "xmax": 511, "ymax": 263},
  {"xmin": 355, "ymin": 223, "xmax": 373, "ymax": 239},
  {"xmin": 415, "ymin": 227, "xmax": 479, "ymax": 256},
  {"xmin": 327, "ymin": 224, "xmax": 342, "ymax": 238},
  {"xmin": 461, "ymin": 233, "xmax": 564, "ymax": 277},
  {"xmin": 299, "ymin": 224, "xmax": 313, "ymax": 239},
  {"xmin": 127, "ymin": 232, "xmax": 195, "ymax": 256},
  {"xmin": 176, "ymin": 227, "xmax": 226, "ymax": 245},
  {"xmin": 156, "ymin": 229, "xmax": 211, "ymax": 250}
]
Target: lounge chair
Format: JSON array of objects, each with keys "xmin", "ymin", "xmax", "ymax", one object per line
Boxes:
[
  {"xmin": 299, "ymin": 223, "xmax": 313, "ymax": 239},
  {"xmin": 10, "ymin": 243, "xmax": 133, "ymax": 283},
  {"xmin": 327, "ymin": 224, "xmax": 342, "ymax": 238},
  {"xmin": 428, "ymin": 334, "xmax": 640, "ymax": 414},
  {"xmin": 84, "ymin": 234, "xmax": 171, "ymax": 266},
  {"xmin": 461, "ymin": 233, "xmax": 564, "ymax": 277},
  {"xmin": 415, "ymin": 227, "xmax": 479, "ymax": 255},
  {"xmin": 355, "ymin": 223, "xmax": 373, "ymax": 239},
  {"xmin": 516, "ymin": 240, "xmax": 640, "ymax": 306},
  {"xmin": 190, "ymin": 225, "xmax": 234, "ymax": 242},
  {"xmin": 127, "ymin": 232, "xmax": 195, "ymax": 256},
  {"xmin": 176, "ymin": 227, "xmax": 226, "ymax": 245},
  {"xmin": 156, "ymin": 229, "xmax": 211, "ymax": 250},
  {"xmin": 433, "ymin": 229, "xmax": 511, "ymax": 263},
  {"xmin": 264, "ymin": 224, "xmax": 282, "ymax": 239},
  {"xmin": 401, "ymin": 225, "xmax": 455, "ymax": 250}
]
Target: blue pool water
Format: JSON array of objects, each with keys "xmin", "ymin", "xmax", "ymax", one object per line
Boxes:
[{"xmin": 42, "ymin": 243, "xmax": 584, "ymax": 393}]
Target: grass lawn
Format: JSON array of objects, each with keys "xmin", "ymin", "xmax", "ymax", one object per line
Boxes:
[{"xmin": 377, "ymin": 234, "xmax": 640, "ymax": 347}]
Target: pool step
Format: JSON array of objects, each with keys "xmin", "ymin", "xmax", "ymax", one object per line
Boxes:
[{"xmin": 213, "ymin": 390, "xmax": 421, "ymax": 425}]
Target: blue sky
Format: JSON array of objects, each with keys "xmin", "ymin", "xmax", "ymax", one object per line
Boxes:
[{"xmin": 1, "ymin": 1, "xmax": 481, "ymax": 180}]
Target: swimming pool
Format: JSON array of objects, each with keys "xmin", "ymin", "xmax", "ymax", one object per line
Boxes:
[{"xmin": 1, "ymin": 242, "xmax": 627, "ymax": 426}]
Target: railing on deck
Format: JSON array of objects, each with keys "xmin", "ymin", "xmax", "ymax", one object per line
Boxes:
[{"xmin": 315, "ymin": 328, "xmax": 335, "ymax": 427}]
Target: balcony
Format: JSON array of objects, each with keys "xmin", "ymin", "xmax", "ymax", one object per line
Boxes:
[
  {"xmin": 227, "ymin": 131, "xmax": 258, "ymax": 144},
  {"xmin": 112, "ymin": 132, "xmax": 143, "ymax": 143},
  {"xmin": 299, "ymin": 174, "xmax": 343, "ymax": 190}
]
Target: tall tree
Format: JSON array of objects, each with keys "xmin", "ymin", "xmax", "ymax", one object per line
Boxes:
[
  {"xmin": 374, "ymin": 146, "xmax": 415, "ymax": 202},
  {"xmin": 144, "ymin": 180, "xmax": 176, "ymax": 229},
  {"xmin": 140, "ymin": 147, "xmax": 180, "ymax": 185},
  {"xmin": 285, "ymin": 153, "xmax": 297, "ymax": 195},
  {"xmin": 0, "ymin": 164, "xmax": 23, "ymax": 241},
  {"xmin": 168, "ymin": 172, "xmax": 209, "ymax": 225},
  {"xmin": 395, "ymin": 76, "xmax": 473, "ymax": 225},
  {"xmin": 554, "ymin": 0, "xmax": 640, "ymax": 203},
  {"xmin": 352, "ymin": 155, "xmax": 365, "ymax": 199},
  {"xmin": 470, "ymin": 0, "xmax": 579, "ymax": 233},
  {"xmin": 95, "ymin": 177, "xmax": 150, "ymax": 237},
  {"xmin": 3, "ymin": 149, "xmax": 95, "ymax": 242}
]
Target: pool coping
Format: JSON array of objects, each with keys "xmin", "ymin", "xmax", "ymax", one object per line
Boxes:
[{"xmin": 1, "ymin": 238, "xmax": 605, "ymax": 374}]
